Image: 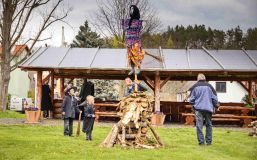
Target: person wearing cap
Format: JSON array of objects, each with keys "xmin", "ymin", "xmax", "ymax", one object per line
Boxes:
[
  {"xmin": 61, "ymin": 86, "xmax": 82, "ymax": 136},
  {"xmin": 189, "ymin": 73, "xmax": 219, "ymax": 145}
]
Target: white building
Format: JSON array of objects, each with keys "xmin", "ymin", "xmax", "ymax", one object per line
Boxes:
[{"xmin": 177, "ymin": 81, "xmax": 248, "ymax": 103}]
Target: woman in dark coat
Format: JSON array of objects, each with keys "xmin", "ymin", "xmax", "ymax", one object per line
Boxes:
[
  {"xmin": 41, "ymin": 80, "xmax": 53, "ymax": 118},
  {"xmin": 80, "ymin": 95, "xmax": 95, "ymax": 141}
]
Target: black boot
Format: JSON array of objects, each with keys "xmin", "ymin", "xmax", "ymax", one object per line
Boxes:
[
  {"xmin": 86, "ymin": 133, "xmax": 89, "ymax": 141},
  {"xmin": 89, "ymin": 131, "xmax": 92, "ymax": 141}
]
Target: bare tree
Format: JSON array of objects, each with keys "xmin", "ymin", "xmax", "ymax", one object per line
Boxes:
[
  {"xmin": 0, "ymin": 0, "xmax": 70, "ymax": 111},
  {"xmin": 92, "ymin": 0, "xmax": 161, "ymax": 42}
]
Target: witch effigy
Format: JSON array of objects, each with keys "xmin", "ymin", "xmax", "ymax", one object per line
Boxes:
[
  {"xmin": 100, "ymin": 5, "xmax": 163, "ymax": 149},
  {"xmin": 122, "ymin": 5, "xmax": 145, "ymax": 75}
]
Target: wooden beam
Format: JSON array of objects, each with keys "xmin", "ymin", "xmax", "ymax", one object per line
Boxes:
[
  {"xmin": 142, "ymin": 74, "xmax": 154, "ymax": 89},
  {"xmin": 42, "ymin": 72, "xmax": 51, "ymax": 84},
  {"xmin": 60, "ymin": 78, "xmax": 64, "ymax": 98},
  {"xmin": 160, "ymin": 75, "xmax": 171, "ymax": 89},
  {"xmin": 50, "ymin": 72, "xmax": 54, "ymax": 103},
  {"xmin": 143, "ymin": 80, "xmax": 154, "ymax": 91},
  {"xmin": 154, "ymin": 71, "xmax": 161, "ymax": 112},
  {"xmin": 36, "ymin": 71, "xmax": 42, "ymax": 120},
  {"xmin": 237, "ymin": 81, "xmax": 249, "ymax": 92},
  {"xmin": 68, "ymin": 78, "xmax": 74, "ymax": 84}
]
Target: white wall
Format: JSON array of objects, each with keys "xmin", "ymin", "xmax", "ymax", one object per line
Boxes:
[
  {"xmin": 8, "ymin": 50, "xmax": 30, "ymax": 98},
  {"xmin": 209, "ymin": 81, "xmax": 248, "ymax": 103}
]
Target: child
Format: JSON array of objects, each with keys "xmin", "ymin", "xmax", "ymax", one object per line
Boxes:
[
  {"xmin": 61, "ymin": 87, "xmax": 81, "ymax": 136},
  {"xmin": 81, "ymin": 95, "xmax": 95, "ymax": 141}
]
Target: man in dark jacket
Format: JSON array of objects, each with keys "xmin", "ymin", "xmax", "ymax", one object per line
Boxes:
[
  {"xmin": 41, "ymin": 80, "xmax": 53, "ymax": 118},
  {"xmin": 79, "ymin": 79, "xmax": 94, "ymax": 103},
  {"xmin": 189, "ymin": 73, "xmax": 219, "ymax": 145},
  {"xmin": 124, "ymin": 77, "xmax": 147, "ymax": 96},
  {"xmin": 61, "ymin": 87, "xmax": 81, "ymax": 136}
]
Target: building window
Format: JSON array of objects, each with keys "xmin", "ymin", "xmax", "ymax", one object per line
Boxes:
[{"xmin": 216, "ymin": 82, "xmax": 226, "ymax": 93}]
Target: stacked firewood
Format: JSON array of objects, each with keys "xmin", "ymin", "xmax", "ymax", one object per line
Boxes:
[
  {"xmin": 100, "ymin": 92, "xmax": 164, "ymax": 149},
  {"xmin": 248, "ymin": 120, "xmax": 257, "ymax": 137}
]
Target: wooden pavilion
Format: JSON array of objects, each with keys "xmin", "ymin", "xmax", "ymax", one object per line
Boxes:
[{"xmin": 19, "ymin": 47, "xmax": 257, "ymax": 125}]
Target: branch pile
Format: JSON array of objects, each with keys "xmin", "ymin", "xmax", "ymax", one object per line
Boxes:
[{"xmin": 100, "ymin": 92, "xmax": 164, "ymax": 149}]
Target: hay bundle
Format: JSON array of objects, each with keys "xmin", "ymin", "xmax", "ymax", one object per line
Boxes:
[{"xmin": 100, "ymin": 92, "xmax": 164, "ymax": 149}]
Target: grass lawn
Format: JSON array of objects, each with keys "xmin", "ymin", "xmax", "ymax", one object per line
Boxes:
[
  {"xmin": 0, "ymin": 111, "xmax": 25, "ymax": 118},
  {"xmin": 0, "ymin": 124, "xmax": 256, "ymax": 160}
]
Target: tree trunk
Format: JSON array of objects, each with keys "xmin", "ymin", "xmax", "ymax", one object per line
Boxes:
[
  {"xmin": 0, "ymin": 1, "xmax": 14, "ymax": 111},
  {"xmin": 0, "ymin": 63, "xmax": 11, "ymax": 111}
]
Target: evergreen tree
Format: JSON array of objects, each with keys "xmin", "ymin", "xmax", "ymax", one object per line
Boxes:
[{"xmin": 71, "ymin": 21, "xmax": 103, "ymax": 48}]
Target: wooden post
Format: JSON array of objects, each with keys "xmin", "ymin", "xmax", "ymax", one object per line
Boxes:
[
  {"xmin": 50, "ymin": 72, "xmax": 54, "ymax": 118},
  {"xmin": 60, "ymin": 78, "xmax": 64, "ymax": 98},
  {"xmin": 36, "ymin": 71, "xmax": 42, "ymax": 121},
  {"xmin": 154, "ymin": 71, "xmax": 161, "ymax": 112},
  {"xmin": 249, "ymin": 81, "xmax": 253, "ymax": 105}
]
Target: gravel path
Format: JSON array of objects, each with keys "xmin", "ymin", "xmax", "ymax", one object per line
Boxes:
[{"xmin": 0, "ymin": 118, "xmax": 251, "ymax": 131}]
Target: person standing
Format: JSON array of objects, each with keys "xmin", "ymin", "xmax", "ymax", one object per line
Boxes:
[
  {"xmin": 79, "ymin": 79, "xmax": 94, "ymax": 103},
  {"xmin": 41, "ymin": 80, "xmax": 53, "ymax": 118},
  {"xmin": 79, "ymin": 95, "xmax": 95, "ymax": 141},
  {"xmin": 189, "ymin": 73, "xmax": 219, "ymax": 145},
  {"xmin": 61, "ymin": 87, "xmax": 81, "ymax": 136}
]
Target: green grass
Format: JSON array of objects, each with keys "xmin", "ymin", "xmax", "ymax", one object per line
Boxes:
[
  {"xmin": 0, "ymin": 110, "xmax": 25, "ymax": 118},
  {"xmin": 0, "ymin": 124, "xmax": 256, "ymax": 160}
]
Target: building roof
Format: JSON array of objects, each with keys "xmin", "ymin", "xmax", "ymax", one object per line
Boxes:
[
  {"xmin": 0, "ymin": 45, "xmax": 29, "ymax": 57},
  {"xmin": 20, "ymin": 47, "xmax": 257, "ymax": 72},
  {"xmin": 19, "ymin": 47, "xmax": 257, "ymax": 81}
]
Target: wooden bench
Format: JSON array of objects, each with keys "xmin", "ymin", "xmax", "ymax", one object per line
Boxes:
[
  {"xmin": 94, "ymin": 103, "xmax": 119, "ymax": 122},
  {"xmin": 181, "ymin": 113, "xmax": 256, "ymax": 127}
]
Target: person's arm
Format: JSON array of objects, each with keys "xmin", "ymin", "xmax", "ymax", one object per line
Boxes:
[
  {"xmin": 189, "ymin": 89, "xmax": 196, "ymax": 105},
  {"xmin": 84, "ymin": 105, "xmax": 89, "ymax": 117},
  {"xmin": 212, "ymin": 94, "xmax": 219, "ymax": 108},
  {"xmin": 138, "ymin": 83, "xmax": 147, "ymax": 91},
  {"xmin": 61, "ymin": 96, "xmax": 67, "ymax": 115}
]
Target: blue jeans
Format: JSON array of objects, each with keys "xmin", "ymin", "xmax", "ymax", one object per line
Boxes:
[{"xmin": 195, "ymin": 110, "xmax": 212, "ymax": 145}]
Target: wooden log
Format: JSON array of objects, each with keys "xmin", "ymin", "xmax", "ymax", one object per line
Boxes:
[
  {"xmin": 146, "ymin": 120, "xmax": 164, "ymax": 147},
  {"xmin": 125, "ymin": 134, "xmax": 137, "ymax": 139},
  {"xmin": 121, "ymin": 125, "xmax": 126, "ymax": 146},
  {"xmin": 106, "ymin": 124, "xmax": 120, "ymax": 148}
]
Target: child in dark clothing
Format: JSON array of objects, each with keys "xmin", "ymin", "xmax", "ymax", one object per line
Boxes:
[
  {"xmin": 81, "ymin": 95, "xmax": 95, "ymax": 141},
  {"xmin": 61, "ymin": 87, "xmax": 81, "ymax": 136}
]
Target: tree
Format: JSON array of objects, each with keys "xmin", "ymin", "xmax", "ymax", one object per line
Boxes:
[
  {"xmin": 165, "ymin": 36, "xmax": 174, "ymax": 48},
  {"xmin": 0, "ymin": 0, "xmax": 70, "ymax": 111},
  {"xmin": 92, "ymin": 0, "xmax": 161, "ymax": 43},
  {"xmin": 243, "ymin": 28, "xmax": 257, "ymax": 50},
  {"xmin": 71, "ymin": 21, "xmax": 103, "ymax": 48}
]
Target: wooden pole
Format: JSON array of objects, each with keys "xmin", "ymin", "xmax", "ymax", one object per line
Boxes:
[
  {"xmin": 36, "ymin": 71, "xmax": 42, "ymax": 121},
  {"xmin": 60, "ymin": 78, "xmax": 64, "ymax": 98},
  {"xmin": 50, "ymin": 72, "xmax": 54, "ymax": 118},
  {"xmin": 249, "ymin": 81, "xmax": 253, "ymax": 105},
  {"xmin": 154, "ymin": 71, "xmax": 161, "ymax": 112}
]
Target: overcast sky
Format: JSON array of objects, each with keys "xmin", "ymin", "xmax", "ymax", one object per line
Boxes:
[{"xmin": 37, "ymin": 0, "xmax": 257, "ymax": 47}]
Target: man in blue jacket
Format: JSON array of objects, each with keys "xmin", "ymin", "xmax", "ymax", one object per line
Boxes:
[{"xmin": 189, "ymin": 73, "xmax": 219, "ymax": 145}]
